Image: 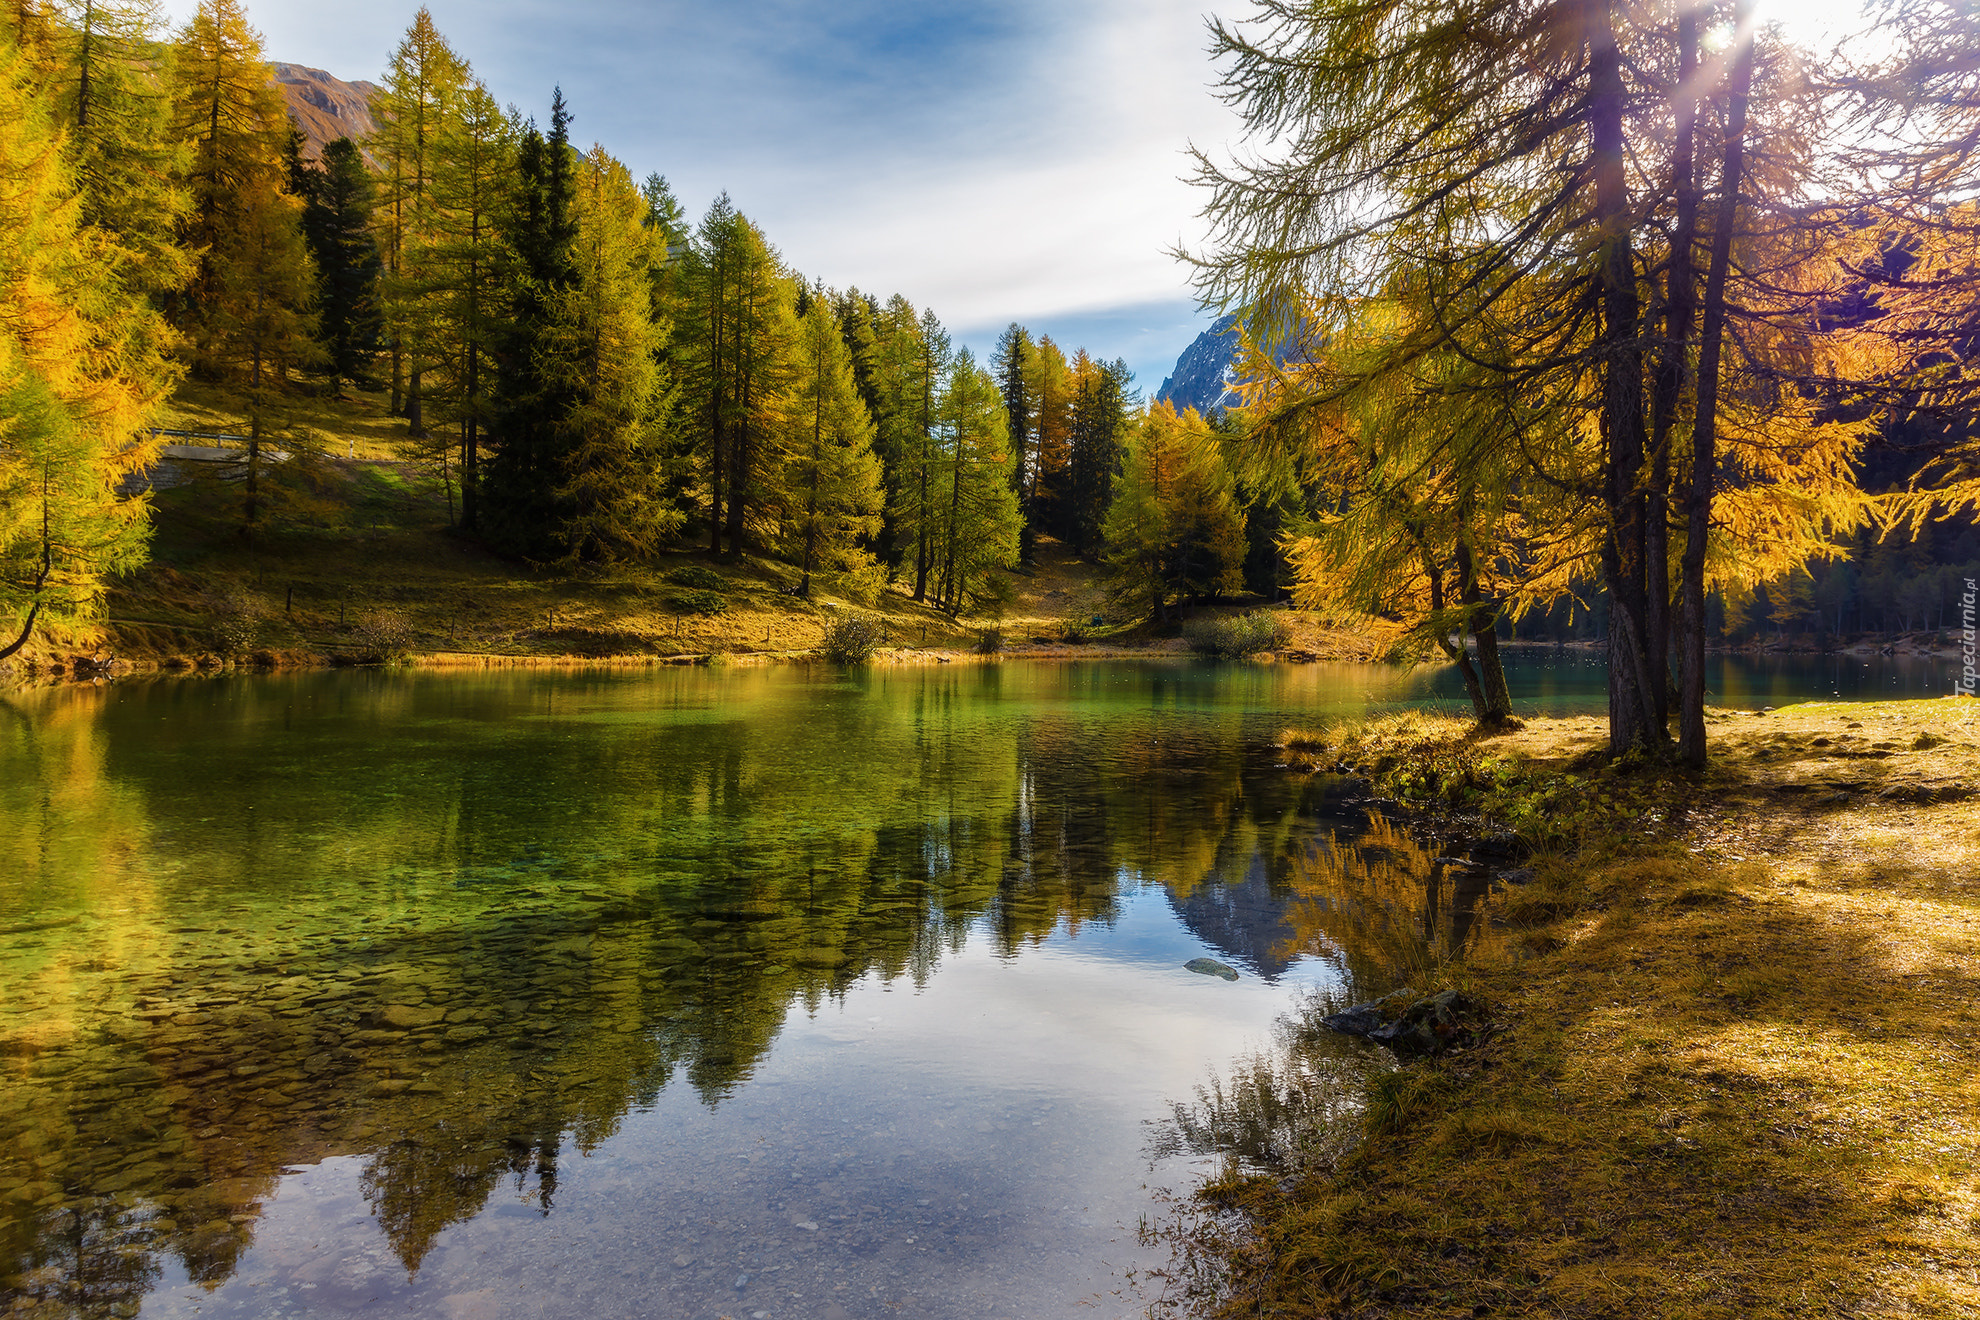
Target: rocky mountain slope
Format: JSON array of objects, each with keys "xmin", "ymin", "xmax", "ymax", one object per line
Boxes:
[
  {"xmin": 1155, "ymin": 313, "xmax": 1243, "ymax": 417},
  {"xmin": 272, "ymin": 62, "xmax": 377, "ymax": 158}
]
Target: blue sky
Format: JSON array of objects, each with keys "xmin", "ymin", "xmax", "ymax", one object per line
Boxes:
[
  {"xmin": 164, "ymin": 0, "xmax": 1876, "ymax": 393},
  {"xmin": 165, "ymin": 0, "xmax": 1247, "ymax": 393}
]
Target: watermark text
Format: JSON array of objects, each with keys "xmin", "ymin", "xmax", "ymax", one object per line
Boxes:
[{"xmin": 1958, "ymin": 576, "xmax": 1977, "ymax": 697}]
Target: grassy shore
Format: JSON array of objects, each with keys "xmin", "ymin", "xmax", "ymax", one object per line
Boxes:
[{"xmin": 1163, "ymin": 698, "xmax": 1979, "ymax": 1319}]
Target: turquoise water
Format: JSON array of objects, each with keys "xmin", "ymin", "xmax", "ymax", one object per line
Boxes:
[{"xmin": 0, "ymin": 656, "xmax": 1930, "ymax": 1319}]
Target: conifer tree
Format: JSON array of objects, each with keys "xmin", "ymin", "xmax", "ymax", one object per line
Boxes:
[
  {"xmin": 370, "ymin": 7, "xmax": 467, "ymax": 431},
  {"xmin": 0, "ymin": 29, "xmax": 167, "ymax": 659},
  {"xmin": 425, "ymin": 79, "xmax": 512, "ymax": 530},
  {"xmin": 780, "ymin": 292, "xmax": 882, "ymax": 597},
  {"xmin": 1064, "ymin": 352, "xmax": 1131, "ymax": 557},
  {"xmin": 992, "ymin": 322, "xmax": 1034, "ymax": 560},
  {"xmin": 1102, "ymin": 403, "xmax": 1246, "ymax": 623},
  {"xmin": 1025, "ymin": 334, "xmax": 1071, "ymax": 542},
  {"xmin": 870, "ymin": 296, "xmax": 949, "ymax": 598},
  {"xmin": 544, "ymin": 144, "xmax": 677, "ymax": 564},
  {"xmin": 168, "ymin": 0, "xmax": 291, "ymax": 380},
  {"xmin": 931, "ymin": 350, "xmax": 1021, "ymax": 614},
  {"xmin": 482, "ymin": 90, "xmax": 578, "ymax": 557},
  {"xmin": 49, "ymin": 0, "xmax": 190, "ymax": 306},
  {"xmin": 209, "ymin": 158, "xmax": 319, "ymax": 530},
  {"xmin": 678, "ymin": 194, "xmax": 797, "ymax": 555},
  {"xmin": 295, "ymin": 137, "xmax": 383, "ymax": 388}
]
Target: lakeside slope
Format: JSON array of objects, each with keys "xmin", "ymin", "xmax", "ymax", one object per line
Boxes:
[{"xmin": 1173, "ymin": 698, "xmax": 1979, "ymax": 1319}]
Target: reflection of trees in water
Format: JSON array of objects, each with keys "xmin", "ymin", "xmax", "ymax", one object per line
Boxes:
[
  {"xmin": 1148, "ymin": 1014, "xmax": 1378, "ymax": 1174},
  {"xmin": 1272, "ymin": 812, "xmax": 1497, "ymax": 992},
  {"xmin": 0, "ymin": 670, "xmax": 1471, "ymax": 1316}
]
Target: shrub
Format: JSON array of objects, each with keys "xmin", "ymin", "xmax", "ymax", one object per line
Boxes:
[
  {"xmin": 1185, "ymin": 610, "xmax": 1292, "ymax": 659},
  {"xmin": 1059, "ymin": 613, "xmax": 1097, "ymax": 644},
  {"xmin": 973, "ymin": 627, "xmax": 1003, "ymax": 654},
  {"xmin": 201, "ymin": 584, "xmax": 270, "ymax": 657},
  {"xmin": 819, "ymin": 615, "xmax": 885, "ymax": 664},
  {"xmin": 350, "ymin": 608, "xmax": 417, "ymax": 664},
  {"xmin": 669, "ymin": 564, "xmax": 728, "ymax": 591},
  {"xmin": 668, "ymin": 589, "xmax": 727, "ymax": 616},
  {"xmin": 835, "ymin": 555, "xmax": 890, "ymax": 607}
]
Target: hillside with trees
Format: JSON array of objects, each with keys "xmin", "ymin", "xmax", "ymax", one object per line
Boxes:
[{"xmin": 2, "ymin": 0, "xmax": 1975, "ymax": 763}]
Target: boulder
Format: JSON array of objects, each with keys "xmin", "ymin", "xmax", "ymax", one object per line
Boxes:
[
  {"xmin": 376, "ymin": 1003, "xmax": 446, "ymax": 1031},
  {"xmin": 1185, "ymin": 957, "xmax": 1240, "ymax": 982}
]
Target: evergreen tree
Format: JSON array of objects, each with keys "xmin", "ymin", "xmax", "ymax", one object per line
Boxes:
[
  {"xmin": 1064, "ymin": 352, "xmax": 1131, "ymax": 557},
  {"xmin": 829, "ymin": 286, "xmax": 890, "ymax": 560},
  {"xmin": 482, "ymin": 90, "xmax": 578, "ymax": 557},
  {"xmin": 208, "ymin": 155, "xmax": 319, "ymax": 530},
  {"xmin": 1025, "ymin": 334, "xmax": 1071, "ymax": 543},
  {"xmin": 931, "ymin": 349, "xmax": 1022, "ymax": 614},
  {"xmin": 295, "ymin": 137, "xmax": 382, "ymax": 388},
  {"xmin": 640, "ymin": 172, "xmax": 689, "ymax": 260},
  {"xmin": 49, "ymin": 0, "xmax": 191, "ymax": 306},
  {"xmin": 544, "ymin": 144, "xmax": 677, "ymax": 564},
  {"xmin": 168, "ymin": 0, "xmax": 291, "ymax": 380},
  {"xmin": 425, "ymin": 78, "xmax": 512, "ymax": 530},
  {"xmin": 870, "ymin": 295, "xmax": 948, "ymax": 597},
  {"xmin": 678, "ymin": 193, "xmax": 797, "ymax": 555},
  {"xmin": 370, "ymin": 6, "xmax": 467, "ymax": 430},
  {"xmin": 1102, "ymin": 403, "xmax": 1246, "ymax": 624},
  {"xmin": 992, "ymin": 322, "xmax": 1034, "ymax": 561},
  {"xmin": 0, "ymin": 29, "xmax": 168, "ymax": 659},
  {"xmin": 780, "ymin": 291, "xmax": 882, "ymax": 597}
]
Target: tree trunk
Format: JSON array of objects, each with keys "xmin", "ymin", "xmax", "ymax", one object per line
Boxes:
[
  {"xmin": 1429, "ymin": 553, "xmax": 1488, "ymax": 721},
  {"xmin": 1679, "ymin": 3, "xmax": 1756, "ymax": 768},
  {"xmin": 1589, "ymin": 6, "xmax": 1662, "ymax": 759},
  {"xmin": 1648, "ymin": 7, "xmax": 1703, "ymax": 733},
  {"xmin": 1456, "ymin": 540, "xmax": 1513, "ymax": 725}
]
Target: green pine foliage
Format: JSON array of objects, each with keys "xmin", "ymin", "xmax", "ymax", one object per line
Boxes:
[
  {"xmin": 480, "ymin": 90, "xmax": 579, "ymax": 558},
  {"xmin": 1102, "ymin": 402, "xmax": 1246, "ymax": 623},
  {"xmin": 546, "ymin": 144, "xmax": 679, "ymax": 565},
  {"xmin": 678, "ymin": 193, "xmax": 798, "ymax": 556},
  {"xmin": 929, "ymin": 349, "xmax": 1022, "ymax": 615},
  {"xmin": 295, "ymin": 138, "xmax": 384, "ymax": 387},
  {"xmin": 780, "ymin": 291, "xmax": 882, "ymax": 597}
]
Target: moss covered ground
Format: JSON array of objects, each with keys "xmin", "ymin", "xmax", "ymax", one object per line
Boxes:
[{"xmin": 1161, "ymin": 699, "xmax": 1980, "ymax": 1319}]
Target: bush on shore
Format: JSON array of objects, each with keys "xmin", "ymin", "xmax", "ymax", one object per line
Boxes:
[{"xmin": 1185, "ymin": 610, "xmax": 1292, "ymax": 659}]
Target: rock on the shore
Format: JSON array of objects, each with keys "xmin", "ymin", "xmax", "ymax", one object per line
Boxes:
[
  {"xmin": 1320, "ymin": 989, "xmax": 1415, "ymax": 1038},
  {"xmin": 1322, "ymin": 988, "xmax": 1489, "ymax": 1058}
]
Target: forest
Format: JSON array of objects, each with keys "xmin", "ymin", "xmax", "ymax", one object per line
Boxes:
[
  {"xmin": 0, "ymin": 1, "xmax": 1255, "ymax": 657},
  {"xmin": 0, "ymin": 0, "xmax": 1977, "ymax": 764}
]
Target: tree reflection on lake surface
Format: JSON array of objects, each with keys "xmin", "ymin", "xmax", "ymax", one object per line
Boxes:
[{"xmin": 0, "ymin": 656, "xmax": 1884, "ymax": 1318}]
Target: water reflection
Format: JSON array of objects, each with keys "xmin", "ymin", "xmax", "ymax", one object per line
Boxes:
[
  {"xmin": 0, "ymin": 655, "xmax": 1861, "ymax": 1316},
  {"xmin": 1, "ymin": 665, "xmax": 1377, "ymax": 1317}
]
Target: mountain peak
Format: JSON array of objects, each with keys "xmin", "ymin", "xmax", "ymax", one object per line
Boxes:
[{"xmin": 271, "ymin": 62, "xmax": 379, "ymax": 160}]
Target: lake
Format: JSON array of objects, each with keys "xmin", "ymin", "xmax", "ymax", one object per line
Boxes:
[{"xmin": 0, "ymin": 653, "xmax": 1944, "ymax": 1319}]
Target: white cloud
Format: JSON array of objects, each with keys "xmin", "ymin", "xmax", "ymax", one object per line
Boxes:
[{"xmin": 158, "ymin": 0, "xmax": 1246, "ymax": 385}]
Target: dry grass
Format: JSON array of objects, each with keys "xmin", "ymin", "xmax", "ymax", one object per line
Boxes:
[{"xmin": 1173, "ymin": 698, "xmax": 1980, "ymax": 1319}]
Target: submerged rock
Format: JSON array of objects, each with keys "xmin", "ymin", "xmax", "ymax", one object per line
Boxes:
[{"xmin": 1184, "ymin": 958, "xmax": 1239, "ymax": 982}]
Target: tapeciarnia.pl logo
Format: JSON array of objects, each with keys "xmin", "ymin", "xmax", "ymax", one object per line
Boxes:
[{"xmin": 1958, "ymin": 577, "xmax": 1977, "ymax": 698}]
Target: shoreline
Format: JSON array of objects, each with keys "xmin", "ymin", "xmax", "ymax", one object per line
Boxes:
[{"xmin": 1152, "ymin": 698, "xmax": 1980, "ymax": 1319}]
